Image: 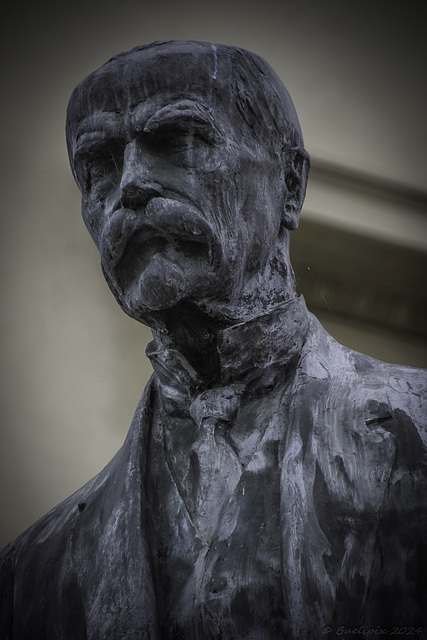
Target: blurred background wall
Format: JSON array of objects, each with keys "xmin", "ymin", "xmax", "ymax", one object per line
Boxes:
[{"xmin": 1, "ymin": 0, "xmax": 426, "ymax": 546}]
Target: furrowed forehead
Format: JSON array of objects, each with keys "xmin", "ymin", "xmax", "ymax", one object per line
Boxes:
[
  {"xmin": 66, "ymin": 42, "xmax": 303, "ymax": 162},
  {"xmin": 67, "ymin": 44, "xmax": 230, "ymax": 127}
]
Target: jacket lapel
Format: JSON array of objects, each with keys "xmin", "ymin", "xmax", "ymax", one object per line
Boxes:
[
  {"xmin": 69, "ymin": 380, "xmax": 159, "ymax": 639},
  {"xmin": 280, "ymin": 330, "xmax": 397, "ymax": 638}
]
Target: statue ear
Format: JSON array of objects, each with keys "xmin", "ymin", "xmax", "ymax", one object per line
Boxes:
[{"xmin": 282, "ymin": 147, "xmax": 310, "ymax": 230}]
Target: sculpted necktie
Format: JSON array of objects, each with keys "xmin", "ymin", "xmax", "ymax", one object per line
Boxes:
[{"xmin": 187, "ymin": 386, "xmax": 244, "ymax": 542}]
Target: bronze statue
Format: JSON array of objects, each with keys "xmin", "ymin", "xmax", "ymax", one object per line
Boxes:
[{"xmin": 1, "ymin": 41, "xmax": 426, "ymax": 639}]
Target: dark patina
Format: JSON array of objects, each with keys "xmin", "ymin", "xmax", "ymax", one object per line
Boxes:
[{"xmin": 1, "ymin": 41, "xmax": 426, "ymax": 639}]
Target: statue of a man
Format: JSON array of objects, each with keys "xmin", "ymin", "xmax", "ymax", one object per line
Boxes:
[{"xmin": 1, "ymin": 41, "xmax": 426, "ymax": 639}]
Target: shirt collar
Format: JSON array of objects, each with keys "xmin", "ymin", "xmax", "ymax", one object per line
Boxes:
[{"xmin": 146, "ymin": 295, "xmax": 309, "ymax": 398}]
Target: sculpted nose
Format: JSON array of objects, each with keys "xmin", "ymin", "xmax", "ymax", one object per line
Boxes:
[{"xmin": 120, "ymin": 141, "xmax": 161, "ymax": 208}]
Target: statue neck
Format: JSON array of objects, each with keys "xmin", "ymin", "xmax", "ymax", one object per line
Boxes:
[
  {"xmin": 148, "ymin": 293, "xmax": 306, "ymax": 390},
  {"xmin": 148, "ymin": 255, "xmax": 296, "ymax": 385}
]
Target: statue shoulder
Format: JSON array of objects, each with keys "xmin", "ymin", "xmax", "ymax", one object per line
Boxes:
[
  {"xmin": 298, "ymin": 314, "xmax": 427, "ymax": 440},
  {"xmin": 0, "ymin": 483, "xmax": 86, "ymax": 637},
  {"xmin": 0, "ymin": 462, "xmax": 117, "ymax": 638}
]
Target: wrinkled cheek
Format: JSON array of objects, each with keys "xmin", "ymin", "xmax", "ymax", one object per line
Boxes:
[
  {"xmin": 81, "ymin": 196, "xmax": 105, "ymax": 248},
  {"xmin": 204, "ymin": 177, "xmax": 238, "ymax": 235}
]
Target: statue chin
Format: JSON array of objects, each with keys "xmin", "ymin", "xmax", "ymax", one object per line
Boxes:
[
  {"xmin": 130, "ymin": 278, "xmax": 185, "ymax": 315},
  {"xmin": 119, "ymin": 253, "xmax": 202, "ymax": 319}
]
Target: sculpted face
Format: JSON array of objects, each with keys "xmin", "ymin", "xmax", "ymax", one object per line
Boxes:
[{"xmin": 67, "ymin": 42, "xmax": 306, "ymax": 325}]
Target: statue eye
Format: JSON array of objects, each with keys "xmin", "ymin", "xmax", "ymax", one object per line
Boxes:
[
  {"xmin": 76, "ymin": 143, "xmax": 123, "ymax": 191},
  {"xmin": 146, "ymin": 126, "xmax": 206, "ymax": 157},
  {"xmin": 141, "ymin": 113, "xmax": 220, "ymax": 160}
]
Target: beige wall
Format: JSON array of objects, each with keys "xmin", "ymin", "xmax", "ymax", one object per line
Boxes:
[{"xmin": 1, "ymin": 1, "xmax": 426, "ymax": 546}]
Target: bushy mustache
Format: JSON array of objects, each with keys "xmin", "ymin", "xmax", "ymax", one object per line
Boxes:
[{"xmin": 99, "ymin": 197, "xmax": 222, "ymax": 277}]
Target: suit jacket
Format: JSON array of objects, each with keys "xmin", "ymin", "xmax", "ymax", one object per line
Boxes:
[{"xmin": 1, "ymin": 300, "xmax": 426, "ymax": 639}]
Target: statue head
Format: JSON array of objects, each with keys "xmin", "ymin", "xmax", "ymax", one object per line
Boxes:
[{"xmin": 66, "ymin": 41, "xmax": 310, "ymax": 327}]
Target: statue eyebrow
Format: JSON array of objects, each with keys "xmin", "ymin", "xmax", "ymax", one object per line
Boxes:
[
  {"xmin": 140, "ymin": 100, "xmax": 223, "ymax": 142},
  {"xmin": 74, "ymin": 111, "xmax": 121, "ymax": 148},
  {"xmin": 73, "ymin": 131, "xmax": 118, "ymax": 162},
  {"xmin": 72, "ymin": 101, "xmax": 224, "ymax": 158}
]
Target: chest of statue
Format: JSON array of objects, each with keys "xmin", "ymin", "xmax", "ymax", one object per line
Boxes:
[{"xmin": 146, "ymin": 385, "xmax": 290, "ymax": 639}]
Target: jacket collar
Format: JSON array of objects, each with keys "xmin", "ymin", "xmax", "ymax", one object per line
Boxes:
[{"xmin": 146, "ymin": 295, "xmax": 309, "ymax": 398}]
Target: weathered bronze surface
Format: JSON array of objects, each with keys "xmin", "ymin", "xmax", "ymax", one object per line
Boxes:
[{"xmin": 1, "ymin": 41, "xmax": 426, "ymax": 639}]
